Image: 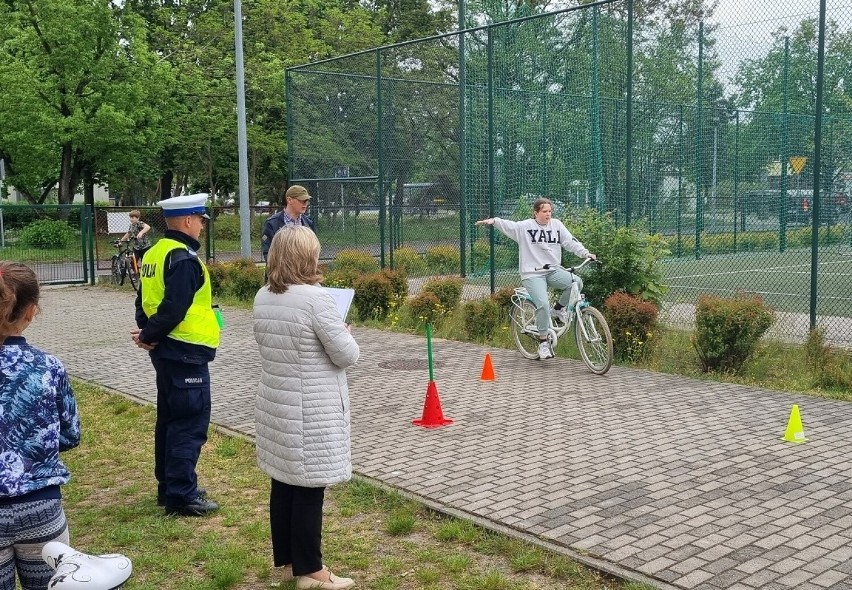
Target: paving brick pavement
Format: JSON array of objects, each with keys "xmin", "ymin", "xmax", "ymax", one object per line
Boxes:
[{"xmin": 29, "ymin": 286, "xmax": 852, "ymax": 590}]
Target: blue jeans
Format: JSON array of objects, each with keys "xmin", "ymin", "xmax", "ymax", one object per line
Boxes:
[{"xmin": 522, "ymin": 269, "xmax": 582, "ymax": 337}]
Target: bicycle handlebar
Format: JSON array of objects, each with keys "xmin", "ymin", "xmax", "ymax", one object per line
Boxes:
[{"xmin": 535, "ymin": 258, "xmax": 599, "ymax": 273}]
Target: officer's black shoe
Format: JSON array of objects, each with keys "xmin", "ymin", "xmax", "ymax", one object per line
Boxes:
[
  {"xmin": 164, "ymin": 496, "xmax": 218, "ymax": 517},
  {"xmin": 157, "ymin": 487, "xmax": 207, "ymax": 507}
]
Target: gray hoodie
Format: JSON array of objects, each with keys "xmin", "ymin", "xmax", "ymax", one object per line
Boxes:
[{"xmin": 492, "ymin": 217, "xmax": 590, "ymax": 279}]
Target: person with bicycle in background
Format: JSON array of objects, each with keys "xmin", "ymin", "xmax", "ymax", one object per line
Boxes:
[
  {"xmin": 476, "ymin": 198, "xmax": 596, "ymax": 360},
  {"xmin": 119, "ymin": 210, "xmax": 152, "ymax": 262}
]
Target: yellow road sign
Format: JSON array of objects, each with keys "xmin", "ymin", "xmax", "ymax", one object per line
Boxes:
[{"xmin": 790, "ymin": 156, "xmax": 808, "ymax": 174}]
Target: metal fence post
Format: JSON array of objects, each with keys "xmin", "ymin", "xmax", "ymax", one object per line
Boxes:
[{"xmin": 810, "ymin": 0, "xmax": 828, "ymax": 331}]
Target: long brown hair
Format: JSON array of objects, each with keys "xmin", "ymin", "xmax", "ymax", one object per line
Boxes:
[
  {"xmin": 265, "ymin": 227, "xmax": 323, "ymax": 294},
  {"xmin": 0, "ymin": 261, "xmax": 40, "ymax": 344}
]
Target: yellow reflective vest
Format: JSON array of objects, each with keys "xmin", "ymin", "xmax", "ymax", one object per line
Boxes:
[{"xmin": 140, "ymin": 238, "xmax": 220, "ymax": 349}]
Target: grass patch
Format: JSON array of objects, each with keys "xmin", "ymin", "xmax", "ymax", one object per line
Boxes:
[{"xmin": 62, "ymin": 381, "xmax": 637, "ymax": 590}]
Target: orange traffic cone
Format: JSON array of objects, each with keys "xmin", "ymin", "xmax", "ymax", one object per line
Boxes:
[
  {"xmin": 480, "ymin": 353, "xmax": 496, "ymax": 381},
  {"xmin": 412, "ymin": 381, "xmax": 453, "ymax": 428}
]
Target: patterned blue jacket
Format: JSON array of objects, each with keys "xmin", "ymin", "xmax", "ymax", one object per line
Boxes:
[{"xmin": 0, "ymin": 336, "xmax": 81, "ymax": 499}]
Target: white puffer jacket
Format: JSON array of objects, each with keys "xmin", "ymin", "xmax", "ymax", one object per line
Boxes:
[{"xmin": 253, "ymin": 283, "xmax": 360, "ymax": 487}]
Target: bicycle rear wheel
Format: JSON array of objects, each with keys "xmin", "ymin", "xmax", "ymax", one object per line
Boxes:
[
  {"xmin": 575, "ymin": 306, "xmax": 613, "ymax": 375},
  {"xmin": 110, "ymin": 256, "xmax": 122, "ymax": 285},
  {"xmin": 510, "ymin": 299, "xmax": 541, "ymax": 359}
]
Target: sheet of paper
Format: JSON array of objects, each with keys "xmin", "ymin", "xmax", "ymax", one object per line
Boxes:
[{"xmin": 323, "ymin": 287, "xmax": 355, "ymax": 321}]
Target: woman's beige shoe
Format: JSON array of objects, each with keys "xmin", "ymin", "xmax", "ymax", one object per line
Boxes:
[{"xmin": 295, "ymin": 569, "xmax": 355, "ymax": 590}]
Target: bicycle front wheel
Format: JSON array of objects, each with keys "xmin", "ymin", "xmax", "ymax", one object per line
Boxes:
[
  {"xmin": 110, "ymin": 256, "xmax": 122, "ymax": 285},
  {"xmin": 575, "ymin": 306, "xmax": 613, "ymax": 375},
  {"xmin": 510, "ymin": 299, "xmax": 541, "ymax": 359},
  {"xmin": 127, "ymin": 258, "xmax": 140, "ymax": 292}
]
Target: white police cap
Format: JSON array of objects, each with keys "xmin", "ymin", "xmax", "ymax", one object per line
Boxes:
[{"xmin": 157, "ymin": 193, "xmax": 210, "ymax": 218}]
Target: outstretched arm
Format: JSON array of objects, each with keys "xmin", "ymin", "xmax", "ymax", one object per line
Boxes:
[{"xmin": 475, "ymin": 218, "xmax": 495, "ymax": 226}]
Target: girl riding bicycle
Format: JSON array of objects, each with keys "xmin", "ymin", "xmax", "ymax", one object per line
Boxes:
[{"xmin": 476, "ymin": 198, "xmax": 597, "ymax": 359}]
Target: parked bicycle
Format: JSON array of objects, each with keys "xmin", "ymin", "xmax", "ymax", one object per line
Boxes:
[
  {"xmin": 111, "ymin": 239, "xmax": 140, "ymax": 292},
  {"xmin": 510, "ymin": 258, "xmax": 613, "ymax": 374}
]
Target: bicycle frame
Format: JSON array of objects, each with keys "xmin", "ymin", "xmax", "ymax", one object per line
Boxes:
[
  {"xmin": 111, "ymin": 239, "xmax": 141, "ymax": 291},
  {"xmin": 508, "ymin": 258, "xmax": 613, "ymax": 374},
  {"xmin": 511, "ymin": 282, "xmax": 587, "ymax": 337},
  {"xmin": 510, "ymin": 258, "xmax": 594, "ymax": 334}
]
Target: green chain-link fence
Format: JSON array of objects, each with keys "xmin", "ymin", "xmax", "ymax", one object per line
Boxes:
[
  {"xmin": 0, "ymin": 205, "xmax": 96, "ymax": 284},
  {"xmin": 287, "ymin": 0, "xmax": 852, "ymax": 346}
]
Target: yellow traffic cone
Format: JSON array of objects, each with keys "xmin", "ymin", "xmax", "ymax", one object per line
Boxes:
[{"xmin": 783, "ymin": 404, "xmax": 808, "ymax": 443}]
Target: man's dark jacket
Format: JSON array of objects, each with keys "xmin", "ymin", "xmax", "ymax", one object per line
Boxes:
[{"xmin": 260, "ymin": 212, "xmax": 316, "ymax": 260}]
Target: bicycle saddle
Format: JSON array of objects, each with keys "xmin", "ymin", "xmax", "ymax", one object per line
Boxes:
[{"xmin": 42, "ymin": 541, "xmax": 133, "ymax": 590}]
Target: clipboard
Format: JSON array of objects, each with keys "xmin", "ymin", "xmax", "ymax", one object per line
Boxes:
[{"xmin": 323, "ymin": 287, "xmax": 355, "ymax": 321}]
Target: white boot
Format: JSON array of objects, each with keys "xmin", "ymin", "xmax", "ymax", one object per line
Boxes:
[{"xmin": 42, "ymin": 541, "xmax": 132, "ymax": 590}]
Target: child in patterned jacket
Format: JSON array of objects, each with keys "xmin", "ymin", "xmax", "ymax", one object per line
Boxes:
[{"xmin": 0, "ymin": 261, "xmax": 81, "ymax": 590}]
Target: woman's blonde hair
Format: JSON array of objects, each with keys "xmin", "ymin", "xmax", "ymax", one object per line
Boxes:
[
  {"xmin": 129, "ymin": 210, "xmax": 141, "ymax": 218},
  {"xmin": 266, "ymin": 226, "xmax": 323, "ymax": 294}
]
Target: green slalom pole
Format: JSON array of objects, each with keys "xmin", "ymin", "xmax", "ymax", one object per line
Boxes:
[
  {"xmin": 426, "ymin": 322, "xmax": 435, "ymax": 382},
  {"xmin": 413, "ymin": 322, "xmax": 452, "ymax": 427}
]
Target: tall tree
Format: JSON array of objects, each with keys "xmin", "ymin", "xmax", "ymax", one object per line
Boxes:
[{"xmin": 0, "ymin": 0, "xmax": 173, "ymax": 204}]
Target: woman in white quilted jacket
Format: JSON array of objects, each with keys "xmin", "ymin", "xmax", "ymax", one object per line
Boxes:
[{"xmin": 253, "ymin": 226, "xmax": 360, "ymax": 590}]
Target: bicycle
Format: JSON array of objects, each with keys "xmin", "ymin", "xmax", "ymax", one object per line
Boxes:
[
  {"xmin": 110, "ymin": 239, "xmax": 140, "ymax": 292},
  {"xmin": 509, "ymin": 258, "xmax": 613, "ymax": 374}
]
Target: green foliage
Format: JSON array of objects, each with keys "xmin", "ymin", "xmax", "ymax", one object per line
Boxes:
[
  {"xmin": 0, "ymin": 0, "xmax": 175, "ymax": 203},
  {"xmin": 568, "ymin": 208, "xmax": 669, "ymax": 306},
  {"xmin": 420, "ymin": 277, "xmax": 464, "ymax": 311},
  {"xmin": 470, "ymin": 241, "xmax": 489, "ymax": 271},
  {"xmin": 352, "ymin": 272, "xmax": 393, "ymax": 321},
  {"xmin": 207, "ymin": 261, "xmax": 228, "ymax": 297},
  {"xmin": 804, "ymin": 329, "xmax": 852, "ymax": 390},
  {"xmin": 229, "ymin": 257, "xmax": 257, "ymax": 270},
  {"xmin": 424, "ymin": 245, "xmax": 460, "ymax": 274},
  {"xmin": 212, "ymin": 214, "xmax": 265, "ymax": 241},
  {"xmin": 380, "ymin": 268, "xmax": 409, "ymax": 301},
  {"xmin": 407, "ymin": 292, "xmax": 443, "ymax": 326},
  {"xmin": 228, "ymin": 263, "xmax": 265, "ymax": 300},
  {"xmin": 470, "ymin": 241, "xmax": 519, "ymax": 273},
  {"xmin": 391, "ymin": 247, "xmax": 427, "ymax": 276},
  {"xmin": 323, "ymin": 268, "xmax": 359, "ymax": 288},
  {"xmin": 20, "ymin": 219, "xmax": 76, "ymax": 249},
  {"xmin": 462, "ymin": 298, "xmax": 502, "ymax": 341},
  {"xmin": 490, "ymin": 286, "xmax": 517, "ymax": 320},
  {"xmin": 603, "ymin": 292, "xmax": 659, "ymax": 362},
  {"xmin": 692, "ymin": 293, "xmax": 775, "ymax": 373},
  {"xmin": 206, "ymin": 257, "xmax": 264, "ymax": 300},
  {"xmin": 385, "ymin": 509, "xmax": 417, "ymax": 536},
  {"xmin": 333, "ymin": 249, "xmax": 380, "ymax": 274},
  {"xmin": 0, "ymin": 205, "xmax": 42, "ymax": 229}
]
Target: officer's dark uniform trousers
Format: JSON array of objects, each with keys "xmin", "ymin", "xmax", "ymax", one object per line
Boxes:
[{"xmin": 152, "ymin": 358, "xmax": 211, "ymax": 505}]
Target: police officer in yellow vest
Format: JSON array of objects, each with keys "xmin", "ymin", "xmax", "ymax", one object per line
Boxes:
[{"xmin": 131, "ymin": 193, "xmax": 220, "ymax": 516}]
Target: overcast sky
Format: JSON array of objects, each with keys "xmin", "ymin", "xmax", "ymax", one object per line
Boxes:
[{"xmin": 708, "ymin": 0, "xmax": 851, "ymax": 88}]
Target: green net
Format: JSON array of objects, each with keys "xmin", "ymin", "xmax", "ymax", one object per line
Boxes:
[{"xmin": 287, "ymin": 0, "xmax": 852, "ymax": 345}]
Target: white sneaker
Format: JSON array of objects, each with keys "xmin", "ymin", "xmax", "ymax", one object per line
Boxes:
[
  {"xmin": 550, "ymin": 306, "xmax": 569, "ymax": 324},
  {"xmin": 538, "ymin": 340, "xmax": 553, "ymax": 359}
]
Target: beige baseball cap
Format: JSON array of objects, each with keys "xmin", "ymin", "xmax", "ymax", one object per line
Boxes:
[{"xmin": 285, "ymin": 185, "xmax": 311, "ymax": 201}]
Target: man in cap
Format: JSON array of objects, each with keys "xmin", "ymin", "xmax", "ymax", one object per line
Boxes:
[
  {"xmin": 131, "ymin": 193, "xmax": 220, "ymax": 516},
  {"xmin": 260, "ymin": 184, "xmax": 316, "ymax": 261}
]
